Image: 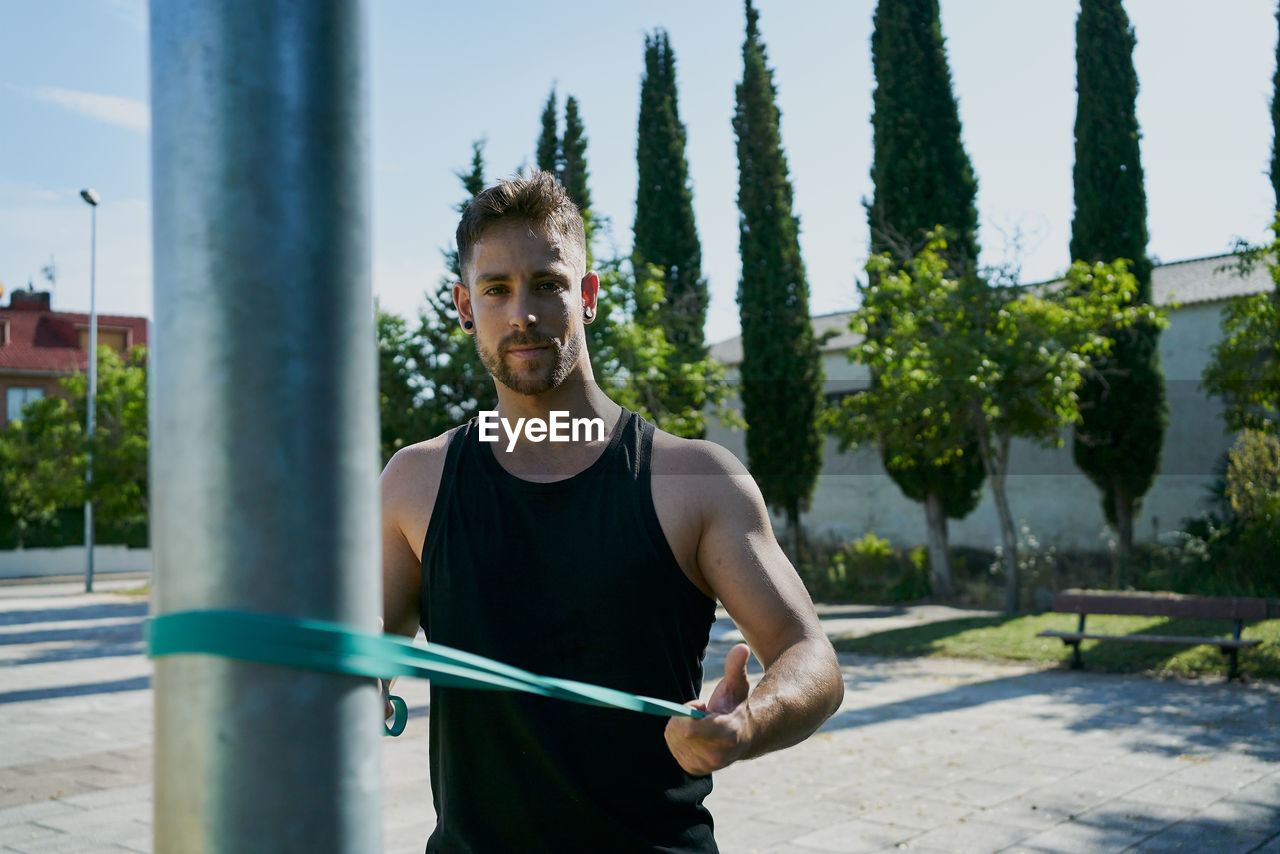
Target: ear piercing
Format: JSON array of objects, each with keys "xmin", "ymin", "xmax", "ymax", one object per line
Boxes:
[
  {"xmin": 463, "ymin": 320, "xmax": 474, "ymax": 331},
  {"xmin": 583, "ymin": 307, "xmax": 595, "ymax": 321}
]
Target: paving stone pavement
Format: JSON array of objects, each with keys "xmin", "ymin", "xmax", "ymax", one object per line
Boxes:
[{"xmin": 2, "ymin": 579, "xmax": 1279, "ymax": 853}]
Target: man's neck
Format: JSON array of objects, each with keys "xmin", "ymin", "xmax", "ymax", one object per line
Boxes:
[
  {"xmin": 487, "ymin": 371, "xmax": 624, "ymax": 481},
  {"xmin": 492, "ymin": 370, "xmax": 616, "ymax": 426}
]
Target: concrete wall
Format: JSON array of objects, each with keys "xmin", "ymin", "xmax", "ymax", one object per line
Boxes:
[
  {"xmin": 706, "ymin": 300, "xmax": 1236, "ymax": 552},
  {"xmin": 0, "ymin": 545, "xmax": 151, "ymax": 579}
]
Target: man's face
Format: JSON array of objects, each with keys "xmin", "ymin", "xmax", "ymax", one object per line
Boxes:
[{"xmin": 455, "ymin": 219, "xmax": 594, "ymax": 396}]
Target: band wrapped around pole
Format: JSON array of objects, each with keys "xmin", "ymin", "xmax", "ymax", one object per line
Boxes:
[{"xmin": 149, "ymin": 2, "xmax": 379, "ymax": 850}]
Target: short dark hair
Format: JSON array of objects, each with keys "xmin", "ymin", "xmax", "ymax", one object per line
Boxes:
[{"xmin": 455, "ymin": 171, "xmax": 587, "ymax": 282}]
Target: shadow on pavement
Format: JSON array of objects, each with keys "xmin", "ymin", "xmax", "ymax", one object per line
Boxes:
[
  {"xmin": 816, "ymin": 606, "xmax": 909, "ymax": 621},
  {"xmin": 0, "ymin": 621, "xmax": 144, "ymax": 647},
  {"xmin": 0, "ymin": 640, "xmax": 146, "ymax": 667},
  {"xmin": 0, "ymin": 675, "xmax": 151, "ymax": 704},
  {"xmin": 1063, "ymin": 800, "xmax": 1279, "ymax": 850},
  {"xmin": 821, "ymin": 666, "xmax": 1280, "ymax": 763},
  {"xmin": 0, "ymin": 602, "xmax": 149, "ymax": 628}
]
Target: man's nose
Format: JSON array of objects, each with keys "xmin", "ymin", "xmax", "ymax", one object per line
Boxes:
[{"xmin": 508, "ymin": 288, "xmax": 538, "ymax": 330}]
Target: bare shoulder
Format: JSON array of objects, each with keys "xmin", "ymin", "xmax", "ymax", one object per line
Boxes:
[
  {"xmin": 649, "ymin": 427, "xmax": 761, "ymax": 511},
  {"xmin": 650, "ymin": 427, "xmax": 751, "ymax": 480},
  {"xmin": 383, "ymin": 429, "xmax": 455, "ymax": 485},
  {"xmin": 648, "ymin": 427, "xmax": 771, "ymax": 599},
  {"xmin": 381, "ymin": 426, "xmax": 462, "ymax": 560}
]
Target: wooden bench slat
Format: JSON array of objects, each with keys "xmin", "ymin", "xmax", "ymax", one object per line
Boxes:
[
  {"xmin": 1050, "ymin": 590, "xmax": 1269, "ymax": 620},
  {"xmin": 1037, "ymin": 630, "xmax": 1261, "ymax": 648}
]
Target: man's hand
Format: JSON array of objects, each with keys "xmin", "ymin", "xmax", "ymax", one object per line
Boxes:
[
  {"xmin": 379, "ymin": 677, "xmax": 396, "ymax": 723},
  {"xmin": 375, "ymin": 618, "xmax": 396, "ymax": 723},
  {"xmin": 664, "ymin": 643, "xmax": 754, "ymax": 776}
]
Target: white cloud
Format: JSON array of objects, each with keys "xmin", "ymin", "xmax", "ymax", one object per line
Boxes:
[{"xmin": 17, "ymin": 85, "xmax": 149, "ymax": 132}]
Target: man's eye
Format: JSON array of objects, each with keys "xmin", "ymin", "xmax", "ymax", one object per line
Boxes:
[
  {"xmin": 538, "ymin": 281, "xmax": 563, "ymax": 291},
  {"xmin": 484, "ymin": 286, "xmax": 506, "ymax": 296}
]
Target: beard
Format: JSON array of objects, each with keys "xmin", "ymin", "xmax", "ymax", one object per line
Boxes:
[{"xmin": 475, "ymin": 328, "xmax": 582, "ymax": 396}]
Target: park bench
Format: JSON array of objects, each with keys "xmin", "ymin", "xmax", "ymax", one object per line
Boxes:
[{"xmin": 1038, "ymin": 589, "xmax": 1274, "ymax": 680}]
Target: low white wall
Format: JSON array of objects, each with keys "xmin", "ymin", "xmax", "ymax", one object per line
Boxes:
[{"xmin": 0, "ymin": 545, "xmax": 151, "ymax": 579}]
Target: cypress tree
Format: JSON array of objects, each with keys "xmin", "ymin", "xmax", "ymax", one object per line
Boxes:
[
  {"xmin": 536, "ymin": 89, "xmax": 559, "ymax": 175},
  {"xmin": 866, "ymin": 0, "xmax": 985, "ymax": 595},
  {"xmin": 1273, "ymin": 1, "xmax": 1280, "ymax": 210},
  {"xmin": 1070, "ymin": 0, "xmax": 1168, "ymax": 561},
  {"xmin": 867, "ymin": 0, "xmax": 980, "ymax": 272},
  {"xmin": 634, "ymin": 30, "xmax": 708, "ymax": 365},
  {"xmin": 561, "ymin": 95, "xmax": 594, "ymax": 251},
  {"xmin": 733, "ymin": 0, "xmax": 823, "ymax": 559},
  {"xmin": 419, "ymin": 141, "xmax": 490, "ymax": 435},
  {"xmin": 378, "ymin": 142, "xmax": 490, "ymax": 461}
]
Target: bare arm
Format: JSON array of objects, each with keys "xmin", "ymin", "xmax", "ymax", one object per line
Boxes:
[
  {"xmin": 662, "ymin": 443, "xmax": 844, "ymax": 775},
  {"xmin": 380, "ymin": 448, "xmax": 428, "ymax": 641},
  {"xmin": 378, "ymin": 435, "xmax": 449, "ymax": 716}
]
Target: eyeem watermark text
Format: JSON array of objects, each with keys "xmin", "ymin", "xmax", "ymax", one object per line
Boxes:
[{"xmin": 478, "ymin": 410, "xmax": 606, "ymax": 452}]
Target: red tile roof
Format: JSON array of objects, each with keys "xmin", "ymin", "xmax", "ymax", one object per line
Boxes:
[{"xmin": 0, "ymin": 302, "xmax": 149, "ymax": 375}]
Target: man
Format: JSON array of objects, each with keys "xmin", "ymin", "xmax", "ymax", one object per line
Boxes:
[{"xmin": 381, "ymin": 172, "xmax": 843, "ymax": 852}]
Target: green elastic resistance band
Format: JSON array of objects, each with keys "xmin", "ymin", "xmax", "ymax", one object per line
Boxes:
[{"xmin": 146, "ymin": 610, "xmax": 704, "ymax": 737}]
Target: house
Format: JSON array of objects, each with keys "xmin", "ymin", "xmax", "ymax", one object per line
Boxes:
[
  {"xmin": 0, "ymin": 289, "xmax": 149, "ymax": 428},
  {"xmin": 707, "ymin": 254, "xmax": 1274, "ymax": 552}
]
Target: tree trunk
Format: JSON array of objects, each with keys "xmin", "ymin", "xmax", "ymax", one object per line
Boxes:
[
  {"xmin": 923, "ymin": 491, "xmax": 954, "ymax": 598},
  {"xmin": 974, "ymin": 428, "xmax": 1020, "ymax": 613},
  {"xmin": 786, "ymin": 505, "xmax": 805, "ymax": 570},
  {"xmin": 989, "ymin": 470, "xmax": 1020, "ymax": 614},
  {"xmin": 1112, "ymin": 483, "xmax": 1133, "ymax": 587}
]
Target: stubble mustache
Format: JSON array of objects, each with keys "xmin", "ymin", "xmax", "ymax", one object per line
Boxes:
[{"xmin": 498, "ymin": 332, "xmax": 559, "ymax": 355}]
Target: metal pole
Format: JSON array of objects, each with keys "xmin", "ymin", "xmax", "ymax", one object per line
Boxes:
[
  {"xmin": 84, "ymin": 200, "xmax": 97, "ymax": 593},
  {"xmin": 149, "ymin": 2, "xmax": 380, "ymax": 851}
]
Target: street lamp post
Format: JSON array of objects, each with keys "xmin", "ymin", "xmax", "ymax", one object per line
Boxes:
[{"xmin": 80, "ymin": 188, "xmax": 99, "ymax": 593}]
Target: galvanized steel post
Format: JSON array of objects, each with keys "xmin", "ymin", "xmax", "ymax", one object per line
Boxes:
[{"xmin": 149, "ymin": 2, "xmax": 381, "ymax": 851}]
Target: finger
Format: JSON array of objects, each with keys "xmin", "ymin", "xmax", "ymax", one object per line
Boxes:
[{"xmin": 708, "ymin": 643, "xmax": 751, "ymax": 714}]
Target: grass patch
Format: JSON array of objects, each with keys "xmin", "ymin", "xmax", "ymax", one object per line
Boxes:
[
  {"xmin": 111, "ymin": 583, "xmax": 150, "ymax": 598},
  {"xmin": 832, "ymin": 613, "xmax": 1280, "ymax": 680}
]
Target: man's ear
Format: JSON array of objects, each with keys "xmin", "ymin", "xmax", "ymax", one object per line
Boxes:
[
  {"xmin": 581, "ymin": 271, "xmax": 600, "ymax": 323},
  {"xmin": 452, "ymin": 282, "xmax": 474, "ymax": 333}
]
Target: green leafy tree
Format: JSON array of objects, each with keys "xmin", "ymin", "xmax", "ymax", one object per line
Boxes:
[
  {"xmin": 378, "ymin": 142, "xmax": 491, "ymax": 461},
  {"xmin": 0, "ymin": 396, "xmax": 84, "ymax": 547},
  {"xmin": 862, "ymin": 0, "xmax": 986, "ymax": 594},
  {"xmin": 733, "ymin": 0, "xmax": 824, "ymax": 560},
  {"xmin": 633, "ymin": 29, "xmax": 711, "ymax": 435},
  {"xmin": 587, "ymin": 258, "xmax": 729, "ymax": 437},
  {"xmin": 536, "ymin": 89, "xmax": 559, "ymax": 175},
  {"xmin": 67, "ymin": 345, "xmax": 149, "ymax": 530},
  {"xmin": 377, "ymin": 306, "xmax": 431, "ymax": 462},
  {"xmin": 422, "ymin": 141, "xmax": 492, "ymax": 431},
  {"xmin": 1226, "ymin": 429, "xmax": 1280, "ymax": 523},
  {"xmin": 1070, "ymin": 0, "xmax": 1168, "ymax": 561},
  {"xmin": 0, "ymin": 345, "xmax": 150, "ymax": 544},
  {"xmin": 1202, "ymin": 229, "xmax": 1280, "ymax": 437},
  {"xmin": 834, "ymin": 239, "xmax": 1158, "ymax": 611}
]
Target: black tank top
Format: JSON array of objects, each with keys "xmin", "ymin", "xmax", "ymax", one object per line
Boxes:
[{"xmin": 420, "ymin": 409, "xmax": 719, "ymax": 853}]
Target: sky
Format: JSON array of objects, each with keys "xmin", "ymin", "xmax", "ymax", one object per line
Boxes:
[{"xmin": 0, "ymin": 0, "xmax": 1275, "ymax": 345}]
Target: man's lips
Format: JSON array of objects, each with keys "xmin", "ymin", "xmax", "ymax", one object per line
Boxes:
[{"xmin": 504, "ymin": 344, "xmax": 548, "ymax": 358}]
